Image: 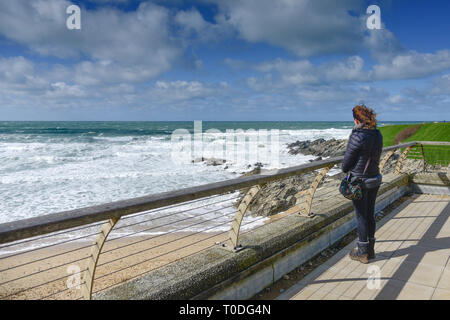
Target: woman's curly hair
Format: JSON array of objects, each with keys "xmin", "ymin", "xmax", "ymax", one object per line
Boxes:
[{"xmin": 352, "ymin": 104, "xmax": 377, "ymax": 128}]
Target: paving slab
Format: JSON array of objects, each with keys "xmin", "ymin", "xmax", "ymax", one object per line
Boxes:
[{"xmin": 277, "ymin": 194, "xmax": 450, "ymax": 300}]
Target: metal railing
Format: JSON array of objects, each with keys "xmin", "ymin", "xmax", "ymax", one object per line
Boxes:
[{"xmin": 0, "ymin": 141, "xmax": 448, "ymax": 300}]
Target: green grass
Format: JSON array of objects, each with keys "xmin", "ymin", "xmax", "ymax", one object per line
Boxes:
[
  {"xmin": 403, "ymin": 123, "xmax": 450, "ymax": 143},
  {"xmin": 378, "ymin": 124, "xmax": 415, "ymax": 147},
  {"xmin": 379, "ymin": 122, "xmax": 450, "ymax": 166}
]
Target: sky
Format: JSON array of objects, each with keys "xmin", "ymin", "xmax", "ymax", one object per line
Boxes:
[{"xmin": 0, "ymin": 0, "xmax": 449, "ymax": 121}]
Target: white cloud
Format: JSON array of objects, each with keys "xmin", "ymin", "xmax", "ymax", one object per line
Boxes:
[
  {"xmin": 252, "ymin": 59, "xmax": 318, "ymax": 87},
  {"xmin": 372, "ymin": 50, "xmax": 450, "ymax": 80},
  {"xmin": 224, "ymin": 58, "xmax": 246, "ymax": 70},
  {"xmin": 174, "ymin": 9, "xmax": 209, "ymax": 36},
  {"xmin": 0, "ymin": 56, "xmax": 34, "ymax": 83},
  {"xmin": 249, "ymin": 49, "xmax": 450, "ymax": 90},
  {"xmin": 430, "ymin": 74, "xmax": 450, "ymax": 95},
  {"xmin": 0, "ymin": 55, "xmax": 230, "ymax": 112},
  {"xmin": 323, "ymin": 56, "xmax": 368, "ymax": 82},
  {"xmin": 71, "ymin": 61, "xmax": 166, "ymax": 86},
  {"xmin": 387, "ymin": 94, "xmax": 406, "ymax": 104},
  {"xmin": 0, "ymin": 56, "xmax": 52, "ymax": 94},
  {"xmin": 87, "ymin": 0, "xmax": 129, "ymax": 3},
  {"xmin": 380, "ymin": 73, "xmax": 450, "ymax": 113},
  {"xmin": 47, "ymin": 81, "xmax": 86, "ymax": 98},
  {"xmin": 295, "ymin": 84, "xmax": 387, "ymax": 105},
  {"xmin": 149, "ymin": 80, "xmax": 224, "ymax": 104},
  {"xmin": 363, "ymin": 28, "xmax": 405, "ymax": 63},
  {"xmin": 0, "ymin": 0, "xmax": 448, "ymax": 120},
  {"xmin": 250, "ymin": 56, "xmax": 367, "ymax": 89},
  {"xmin": 212, "ymin": 0, "xmax": 365, "ymax": 57},
  {"xmin": 0, "ymin": 0, "xmax": 182, "ymax": 82}
]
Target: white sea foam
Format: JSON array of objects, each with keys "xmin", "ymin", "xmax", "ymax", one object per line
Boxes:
[{"xmin": 0, "ymin": 126, "xmax": 351, "ymax": 246}]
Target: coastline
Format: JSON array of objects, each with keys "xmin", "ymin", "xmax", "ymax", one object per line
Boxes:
[
  {"xmin": 0, "ymin": 121, "xmax": 353, "ymax": 225},
  {"xmin": 1, "ymin": 123, "xmax": 444, "ymax": 300}
]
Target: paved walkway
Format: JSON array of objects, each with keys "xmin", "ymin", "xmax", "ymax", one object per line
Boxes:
[{"xmin": 278, "ymin": 193, "xmax": 450, "ymax": 300}]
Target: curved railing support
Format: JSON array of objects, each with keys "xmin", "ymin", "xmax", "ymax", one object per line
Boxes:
[
  {"xmin": 298, "ymin": 164, "xmax": 334, "ymax": 217},
  {"xmin": 228, "ymin": 185, "xmax": 261, "ymax": 251},
  {"xmin": 379, "ymin": 149, "xmax": 397, "ymax": 174},
  {"xmin": 81, "ymin": 217, "xmax": 120, "ymax": 300},
  {"xmin": 395, "ymin": 146, "xmax": 412, "ymax": 174}
]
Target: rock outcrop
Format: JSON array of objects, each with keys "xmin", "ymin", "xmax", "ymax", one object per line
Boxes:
[
  {"xmin": 236, "ymin": 138, "xmax": 437, "ymax": 217},
  {"xmin": 240, "ymin": 172, "xmax": 316, "ymax": 217},
  {"xmin": 192, "ymin": 157, "xmax": 227, "ymax": 166},
  {"xmin": 287, "ymin": 138, "xmax": 347, "ymax": 158},
  {"xmin": 233, "ymin": 138, "xmax": 347, "ymax": 217}
]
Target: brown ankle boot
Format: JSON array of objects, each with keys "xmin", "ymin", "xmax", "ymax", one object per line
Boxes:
[{"xmin": 349, "ymin": 241, "xmax": 369, "ymax": 264}]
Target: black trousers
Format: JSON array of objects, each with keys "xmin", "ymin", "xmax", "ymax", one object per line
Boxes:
[{"xmin": 352, "ymin": 186, "xmax": 380, "ymax": 242}]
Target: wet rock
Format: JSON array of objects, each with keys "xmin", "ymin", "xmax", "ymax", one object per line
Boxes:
[
  {"xmin": 192, "ymin": 157, "xmax": 227, "ymax": 166},
  {"xmin": 237, "ymin": 171, "xmax": 315, "ymax": 217},
  {"xmin": 241, "ymin": 166, "xmax": 261, "ymax": 177},
  {"xmin": 236, "ymin": 136, "xmax": 431, "ymax": 219},
  {"xmin": 287, "ymin": 138, "xmax": 347, "ymax": 158},
  {"xmin": 254, "ymin": 162, "xmax": 264, "ymax": 168},
  {"xmin": 206, "ymin": 158, "xmax": 226, "ymax": 166}
]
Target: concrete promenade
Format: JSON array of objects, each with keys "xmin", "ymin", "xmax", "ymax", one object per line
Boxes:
[{"xmin": 278, "ymin": 194, "xmax": 450, "ymax": 300}]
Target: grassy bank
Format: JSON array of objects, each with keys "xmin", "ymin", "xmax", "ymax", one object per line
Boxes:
[{"xmin": 379, "ymin": 122, "xmax": 450, "ymax": 165}]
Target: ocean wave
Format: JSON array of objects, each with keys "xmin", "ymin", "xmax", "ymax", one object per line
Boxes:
[{"xmin": 0, "ymin": 123, "xmax": 351, "ymax": 236}]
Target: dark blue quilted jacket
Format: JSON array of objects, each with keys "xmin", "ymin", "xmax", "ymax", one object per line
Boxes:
[{"xmin": 342, "ymin": 127, "xmax": 383, "ymax": 178}]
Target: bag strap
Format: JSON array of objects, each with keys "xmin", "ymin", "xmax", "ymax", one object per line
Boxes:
[
  {"xmin": 363, "ymin": 158, "xmax": 371, "ymax": 175},
  {"xmin": 362, "ymin": 134, "xmax": 376, "ymax": 175}
]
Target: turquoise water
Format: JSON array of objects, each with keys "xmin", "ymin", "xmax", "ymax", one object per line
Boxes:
[
  {"xmin": 0, "ymin": 120, "xmax": 421, "ymax": 136},
  {"xmin": 0, "ymin": 121, "xmax": 420, "ymax": 224}
]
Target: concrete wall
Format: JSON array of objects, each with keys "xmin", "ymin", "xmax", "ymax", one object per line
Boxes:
[
  {"xmin": 410, "ymin": 172, "xmax": 450, "ymax": 195},
  {"xmin": 94, "ymin": 174, "xmax": 411, "ymax": 300}
]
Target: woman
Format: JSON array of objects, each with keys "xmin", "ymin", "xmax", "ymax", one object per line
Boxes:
[{"xmin": 342, "ymin": 105, "xmax": 383, "ymax": 264}]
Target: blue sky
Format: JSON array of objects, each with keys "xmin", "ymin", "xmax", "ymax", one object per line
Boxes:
[{"xmin": 0, "ymin": 0, "xmax": 449, "ymax": 121}]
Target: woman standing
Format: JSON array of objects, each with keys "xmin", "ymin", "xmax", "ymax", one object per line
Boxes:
[{"xmin": 342, "ymin": 105, "xmax": 383, "ymax": 264}]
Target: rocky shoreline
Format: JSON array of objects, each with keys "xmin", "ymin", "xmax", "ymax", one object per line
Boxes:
[
  {"xmin": 236, "ymin": 139, "xmax": 348, "ymax": 217},
  {"xmin": 236, "ymin": 138, "xmax": 427, "ymax": 217},
  {"xmin": 192, "ymin": 138, "xmax": 348, "ymax": 172},
  {"xmin": 287, "ymin": 138, "xmax": 347, "ymax": 158}
]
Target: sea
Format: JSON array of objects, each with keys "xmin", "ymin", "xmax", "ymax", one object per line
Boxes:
[{"xmin": 0, "ymin": 121, "xmax": 416, "ymax": 233}]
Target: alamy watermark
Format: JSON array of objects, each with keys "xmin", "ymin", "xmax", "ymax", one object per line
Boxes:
[
  {"xmin": 367, "ymin": 5, "xmax": 382, "ymax": 30},
  {"xmin": 66, "ymin": 4, "xmax": 380, "ymax": 31},
  {"xmin": 66, "ymin": 5, "xmax": 81, "ymax": 30},
  {"xmin": 366, "ymin": 265, "xmax": 381, "ymax": 290},
  {"xmin": 170, "ymin": 121, "xmax": 280, "ymax": 169},
  {"xmin": 66, "ymin": 264, "xmax": 81, "ymax": 290}
]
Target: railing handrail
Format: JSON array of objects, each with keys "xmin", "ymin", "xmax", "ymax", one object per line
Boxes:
[
  {"xmin": 0, "ymin": 140, "xmax": 423, "ymax": 245},
  {"xmin": 416, "ymin": 141, "xmax": 450, "ymax": 146}
]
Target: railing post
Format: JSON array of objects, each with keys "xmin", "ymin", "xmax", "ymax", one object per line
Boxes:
[
  {"xmin": 297, "ymin": 164, "xmax": 334, "ymax": 217},
  {"xmin": 420, "ymin": 144, "xmax": 426, "ymax": 172},
  {"xmin": 227, "ymin": 185, "xmax": 261, "ymax": 251},
  {"xmin": 81, "ymin": 217, "xmax": 120, "ymax": 300},
  {"xmin": 395, "ymin": 146, "xmax": 412, "ymax": 174}
]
